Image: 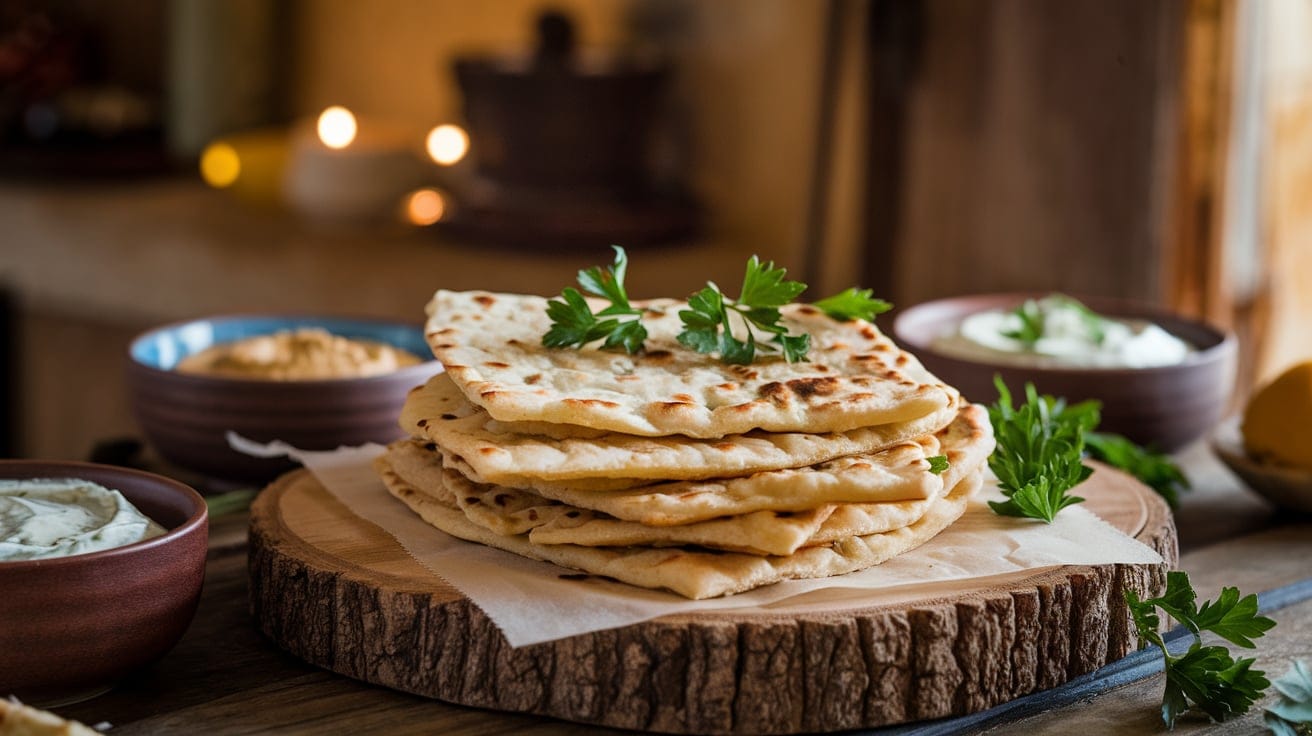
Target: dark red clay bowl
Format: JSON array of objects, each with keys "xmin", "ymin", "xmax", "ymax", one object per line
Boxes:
[
  {"xmin": 127, "ymin": 315, "xmax": 442, "ymax": 484},
  {"xmin": 0, "ymin": 460, "xmax": 207, "ymax": 706},
  {"xmin": 893, "ymin": 293, "xmax": 1236, "ymax": 452}
]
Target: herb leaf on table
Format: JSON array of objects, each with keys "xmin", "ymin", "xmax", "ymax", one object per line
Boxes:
[{"xmin": 1125, "ymin": 570, "xmax": 1275, "ymax": 729}]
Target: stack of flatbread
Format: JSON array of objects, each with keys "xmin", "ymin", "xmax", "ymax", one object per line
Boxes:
[{"xmin": 375, "ymin": 290, "xmax": 995, "ymax": 600}]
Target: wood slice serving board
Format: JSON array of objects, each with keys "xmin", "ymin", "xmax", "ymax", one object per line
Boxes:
[{"xmin": 248, "ymin": 462, "xmax": 1176, "ymax": 735}]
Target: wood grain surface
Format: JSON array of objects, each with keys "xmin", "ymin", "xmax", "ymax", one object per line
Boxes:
[{"xmin": 247, "ymin": 462, "xmax": 1176, "ymax": 735}]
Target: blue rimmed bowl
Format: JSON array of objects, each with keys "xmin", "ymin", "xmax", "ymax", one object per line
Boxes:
[{"xmin": 127, "ymin": 315, "xmax": 442, "ymax": 484}]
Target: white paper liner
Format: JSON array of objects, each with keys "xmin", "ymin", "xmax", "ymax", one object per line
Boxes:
[{"xmin": 231, "ymin": 433, "xmax": 1164, "ymax": 648}]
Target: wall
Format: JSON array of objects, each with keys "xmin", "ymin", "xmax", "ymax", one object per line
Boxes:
[
  {"xmin": 885, "ymin": 0, "xmax": 1183, "ymax": 307},
  {"xmin": 286, "ymin": 0, "xmax": 827, "ymax": 280}
]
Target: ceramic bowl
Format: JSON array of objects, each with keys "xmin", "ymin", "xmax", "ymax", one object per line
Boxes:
[
  {"xmin": 893, "ymin": 293, "xmax": 1236, "ymax": 451},
  {"xmin": 127, "ymin": 315, "xmax": 441, "ymax": 484},
  {"xmin": 1211, "ymin": 416, "xmax": 1312, "ymax": 513},
  {"xmin": 0, "ymin": 460, "xmax": 208, "ymax": 705}
]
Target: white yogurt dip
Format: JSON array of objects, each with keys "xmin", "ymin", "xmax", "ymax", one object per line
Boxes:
[
  {"xmin": 933, "ymin": 295, "xmax": 1194, "ymax": 369},
  {"xmin": 0, "ymin": 478, "xmax": 166, "ymax": 561}
]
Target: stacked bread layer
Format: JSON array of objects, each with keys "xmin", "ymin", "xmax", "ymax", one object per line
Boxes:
[{"xmin": 376, "ymin": 291, "xmax": 994, "ymax": 599}]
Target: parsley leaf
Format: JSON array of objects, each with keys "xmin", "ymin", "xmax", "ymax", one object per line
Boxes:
[
  {"xmin": 1001, "ymin": 299, "xmax": 1044, "ymax": 348},
  {"xmin": 1085, "ymin": 432, "xmax": 1190, "ymax": 508},
  {"xmin": 1126, "ymin": 571, "xmax": 1276, "ymax": 728},
  {"xmin": 543, "ymin": 246, "xmax": 648, "ymax": 354},
  {"xmin": 986, "ymin": 376, "xmax": 1097, "ymax": 522},
  {"xmin": 1265, "ymin": 661, "xmax": 1312, "ymax": 736},
  {"xmin": 676, "ymin": 256, "xmax": 811, "ymax": 364},
  {"xmin": 813, "ymin": 288, "xmax": 893, "ymax": 322},
  {"xmin": 926, "ymin": 455, "xmax": 949, "ymax": 475}
]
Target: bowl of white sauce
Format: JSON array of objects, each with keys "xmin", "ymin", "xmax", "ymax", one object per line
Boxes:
[
  {"xmin": 0, "ymin": 460, "xmax": 208, "ymax": 705},
  {"xmin": 894, "ymin": 293, "xmax": 1236, "ymax": 450}
]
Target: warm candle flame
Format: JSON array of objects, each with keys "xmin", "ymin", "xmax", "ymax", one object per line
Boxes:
[
  {"xmin": 425, "ymin": 124, "xmax": 469, "ymax": 165},
  {"xmin": 317, "ymin": 106, "xmax": 357, "ymax": 149},
  {"xmin": 405, "ymin": 188, "xmax": 446, "ymax": 226},
  {"xmin": 199, "ymin": 141, "xmax": 241, "ymax": 188}
]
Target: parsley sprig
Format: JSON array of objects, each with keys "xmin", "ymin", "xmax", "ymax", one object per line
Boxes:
[
  {"xmin": 677, "ymin": 256, "xmax": 812, "ymax": 365},
  {"xmin": 1002, "ymin": 299, "xmax": 1045, "ymax": 348},
  {"xmin": 1085, "ymin": 432, "xmax": 1190, "ymax": 508},
  {"xmin": 1126, "ymin": 571, "xmax": 1276, "ymax": 728},
  {"xmin": 926, "ymin": 455, "xmax": 949, "ymax": 475},
  {"xmin": 987, "ymin": 376, "xmax": 1099, "ymax": 522},
  {"xmin": 813, "ymin": 287, "xmax": 893, "ymax": 322},
  {"xmin": 543, "ymin": 248, "xmax": 894, "ymax": 364},
  {"xmin": 543, "ymin": 246, "xmax": 648, "ymax": 354},
  {"xmin": 1265, "ymin": 661, "xmax": 1312, "ymax": 736}
]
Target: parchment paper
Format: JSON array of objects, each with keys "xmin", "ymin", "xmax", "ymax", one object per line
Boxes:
[{"xmin": 231, "ymin": 434, "xmax": 1163, "ymax": 648}]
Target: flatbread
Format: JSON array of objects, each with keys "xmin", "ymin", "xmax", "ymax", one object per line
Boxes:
[
  {"xmin": 400, "ymin": 372, "xmax": 959, "ymax": 490},
  {"xmin": 378, "ymin": 462, "xmax": 983, "ymax": 600},
  {"xmin": 386, "ymin": 433, "xmax": 943, "ymax": 527},
  {"xmin": 425, "ymin": 291, "xmax": 957, "ymax": 438}
]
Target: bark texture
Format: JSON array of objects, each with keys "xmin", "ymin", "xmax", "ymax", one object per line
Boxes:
[{"xmin": 249, "ymin": 471, "xmax": 1176, "ymax": 735}]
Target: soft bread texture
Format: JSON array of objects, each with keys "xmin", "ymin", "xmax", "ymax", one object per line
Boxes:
[
  {"xmin": 400, "ymin": 372, "xmax": 959, "ymax": 490},
  {"xmin": 425, "ymin": 291, "xmax": 957, "ymax": 437},
  {"xmin": 385, "ymin": 434, "xmax": 942, "ymax": 526},
  {"xmin": 379, "ymin": 461, "xmax": 983, "ymax": 600},
  {"xmin": 379, "ymin": 404, "xmax": 994, "ymax": 558}
]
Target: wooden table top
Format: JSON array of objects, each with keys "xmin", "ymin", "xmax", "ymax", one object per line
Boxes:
[{"xmin": 49, "ymin": 448, "xmax": 1310, "ymax": 735}]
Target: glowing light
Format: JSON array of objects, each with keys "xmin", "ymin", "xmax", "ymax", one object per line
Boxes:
[
  {"xmin": 404, "ymin": 188, "xmax": 446, "ymax": 226},
  {"xmin": 425, "ymin": 124, "xmax": 469, "ymax": 165},
  {"xmin": 317, "ymin": 106, "xmax": 357, "ymax": 149},
  {"xmin": 199, "ymin": 142, "xmax": 241, "ymax": 188}
]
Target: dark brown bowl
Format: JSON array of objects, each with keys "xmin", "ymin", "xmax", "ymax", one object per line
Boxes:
[
  {"xmin": 0, "ymin": 460, "xmax": 208, "ymax": 705},
  {"xmin": 127, "ymin": 315, "xmax": 442, "ymax": 484},
  {"xmin": 893, "ymin": 293, "xmax": 1236, "ymax": 451}
]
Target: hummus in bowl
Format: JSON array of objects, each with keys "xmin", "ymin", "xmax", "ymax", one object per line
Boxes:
[{"xmin": 127, "ymin": 316, "xmax": 441, "ymax": 483}]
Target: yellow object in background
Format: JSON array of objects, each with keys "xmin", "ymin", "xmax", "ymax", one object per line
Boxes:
[
  {"xmin": 1242, "ymin": 360, "xmax": 1312, "ymax": 471},
  {"xmin": 199, "ymin": 128, "xmax": 292, "ymax": 207}
]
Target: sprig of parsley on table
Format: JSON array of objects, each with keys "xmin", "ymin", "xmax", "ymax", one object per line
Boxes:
[
  {"xmin": 986, "ymin": 376, "xmax": 1099, "ymax": 522},
  {"xmin": 1085, "ymin": 432, "xmax": 1190, "ymax": 508},
  {"xmin": 1265, "ymin": 661, "xmax": 1312, "ymax": 736},
  {"xmin": 542, "ymin": 246, "xmax": 649, "ymax": 354},
  {"xmin": 1126, "ymin": 570, "xmax": 1275, "ymax": 729},
  {"xmin": 676, "ymin": 256, "xmax": 812, "ymax": 364}
]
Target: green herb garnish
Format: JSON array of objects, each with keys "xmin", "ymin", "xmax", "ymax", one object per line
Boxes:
[
  {"xmin": 1085, "ymin": 432, "xmax": 1190, "ymax": 508},
  {"xmin": 1001, "ymin": 294, "xmax": 1109, "ymax": 348},
  {"xmin": 543, "ymin": 245, "xmax": 649, "ymax": 354},
  {"xmin": 926, "ymin": 455, "xmax": 949, "ymax": 475},
  {"xmin": 1265, "ymin": 661, "xmax": 1312, "ymax": 736},
  {"xmin": 1126, "ymin": 571, "xmax": 1275, "ymax": 728},
  {"xmin": 813, "ymin": 287, "xmax": 893, "ymax": 322},
  {"xmin": 1052, "ymin": 294, "xmax": 1109, "ymax": 345},
  {"xmin": 987, "ymin": 376, "xmax": 1099, "ymax": 522},
  {"xmin": 1002, "ymin": 298, "xmax": 1045, "ymax": 348},
  {"xmin": 677, "ymin": 256, "xmax": 811, "ymax": 365},
  {"xmin": 544, "ymin": 248, "xmax": 893, "ymax": 364}
]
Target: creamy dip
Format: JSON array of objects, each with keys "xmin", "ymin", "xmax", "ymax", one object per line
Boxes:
[
  {"xmin": 933, "ymin": 295, "xmax": 1193, "ymax": 369},
  {"xmin": 176, "ymin": 327, "xmax": 423, "ymax": 380},
  {"xmin": 0, "ymin": 478, "xmax": 166, "ymax": 561}
]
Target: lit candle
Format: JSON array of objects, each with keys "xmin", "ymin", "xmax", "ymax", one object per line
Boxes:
[
  {"xmin": 199, "ymin": 127, "xmax": 291, "ymax": 206},
  {"xmin": 283, "ymin": 106, "xmax": 429, "ymax": 223}
]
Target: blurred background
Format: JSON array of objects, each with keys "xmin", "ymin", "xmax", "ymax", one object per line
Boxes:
[{"xmin": 0, "ymin": 0, "xmax": 1308, "ymax": 462}]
